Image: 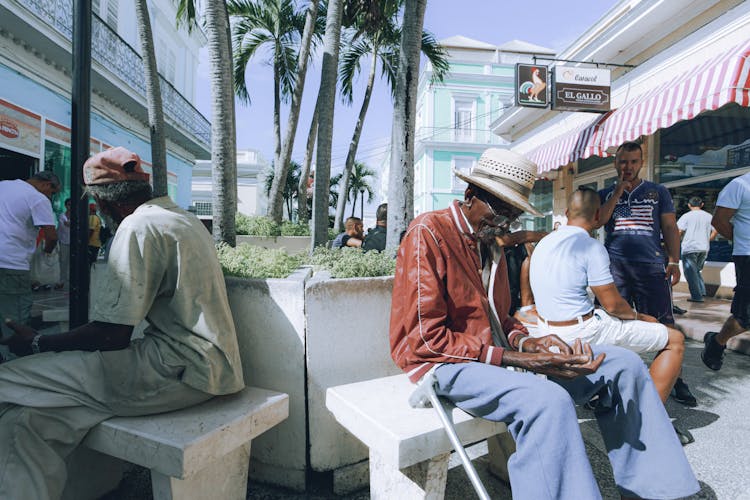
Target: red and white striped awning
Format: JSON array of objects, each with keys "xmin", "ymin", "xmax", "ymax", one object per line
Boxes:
[
  {"xmin": 529, "ymin": 112, "xmax": 612, "ymax": 173},
  {"xmin": 528, "ymin": 39, "xmax": 750, "ymax": 174}
]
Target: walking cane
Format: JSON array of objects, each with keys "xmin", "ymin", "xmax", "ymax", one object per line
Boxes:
[{"xmin": 409, "ymin": 371, "xmax": 491, "ymax": 500}]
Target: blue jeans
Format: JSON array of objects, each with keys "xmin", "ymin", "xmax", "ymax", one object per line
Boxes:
[
  {"xmin": 682, "ymin": 252, "xmax": 707, "ymax": 300},
  {"xmin": 435, "ymin": 346, "xmax": 698, "ymax": 500}
]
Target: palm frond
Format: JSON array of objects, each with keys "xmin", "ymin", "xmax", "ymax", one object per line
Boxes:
[
  {"xmin": 338, "ymin": 36, "xmax": 373, "ymax": 104},
  {"xmin": 421, "ymin": 30, "xmax": 450, "ymax": 84}
]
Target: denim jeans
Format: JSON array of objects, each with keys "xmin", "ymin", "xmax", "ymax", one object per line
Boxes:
[{"xmin": 682, "ymin": 251, "xmax": 707, "ymax": 300}]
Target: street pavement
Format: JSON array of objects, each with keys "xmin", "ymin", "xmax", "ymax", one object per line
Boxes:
[{"xmin": 18, "ymin": 290, "xmax": 750, "ymax": 499}]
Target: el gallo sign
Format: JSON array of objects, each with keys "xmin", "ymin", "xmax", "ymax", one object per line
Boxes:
[{"xmin": 553, "ymin": 67, "xmax": 611, "ymax": 112}]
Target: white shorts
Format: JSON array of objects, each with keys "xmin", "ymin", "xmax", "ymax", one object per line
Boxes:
[{"xmin": 533, "ymin": 308, "xmax": 668, "ymax": 354}]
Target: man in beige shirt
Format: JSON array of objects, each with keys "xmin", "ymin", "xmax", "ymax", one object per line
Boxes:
[{"xmin": 0, "ymin": 147, "xmax": 244, "ymax": 499}]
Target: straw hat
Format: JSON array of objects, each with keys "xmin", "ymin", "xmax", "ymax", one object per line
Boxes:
[{"xmin": 453, "ymin": 148, "xmax": 542, "ymax": 217}]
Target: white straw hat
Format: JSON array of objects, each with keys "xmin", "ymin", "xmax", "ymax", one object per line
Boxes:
[{"xmin": 453, "ymin": 148, "xmax": 542, "ymax": 217}]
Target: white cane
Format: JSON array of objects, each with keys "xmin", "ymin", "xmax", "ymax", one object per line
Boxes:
[{"xmin": 409, "ymin": 371, "xmax": 491, "ymax": 500}]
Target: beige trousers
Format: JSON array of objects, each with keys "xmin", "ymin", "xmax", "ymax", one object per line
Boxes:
[{"xmin": 0, "ymin": 336, "xmax": 212, "ymax": 500}]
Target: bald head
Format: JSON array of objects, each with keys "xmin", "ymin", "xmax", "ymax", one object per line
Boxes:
[{"xmin": 567, "ymin": 187, "xmax": 600, "ymax": 223}]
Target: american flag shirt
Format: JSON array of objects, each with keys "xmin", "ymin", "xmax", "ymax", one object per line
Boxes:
[{"xmin": 598, "ymin": 180, "xmax": 675, "ymax": 263}]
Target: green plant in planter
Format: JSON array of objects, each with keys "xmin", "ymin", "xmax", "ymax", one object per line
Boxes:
[
  {"xmin": 309, "ymin": 247, "xmax": 396, "ymax": 278},
  {"xmin": 235, "ymin": 214, "xmax": 280, "ymax": 237},
  {"xmin": 280, "ymin": 220, "xmax": 311, "ymax": 236},
  {"xmin": 217, "ymin": 243, "xmax": 304, "ymax": 279}
]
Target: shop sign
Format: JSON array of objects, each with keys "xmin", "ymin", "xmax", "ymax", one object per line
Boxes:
[
  {"xmin": 0, "ymin": 119, "xmax": 19, "ymax": 139},
  {"xmin": 553, "ymin": 67, "xmax": 611, "ymax": 112},
  {"xmin": 0, "ymin": 99, "xmax": 41, "ymax": 155},
  {"xmin": 515, "ymin": 63, "xmax": 549, "ymax": 108}
]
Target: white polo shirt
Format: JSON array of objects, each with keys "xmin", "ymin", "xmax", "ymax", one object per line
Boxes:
[
  {"xmin": 0, "ymin": 179, "xmax": 56, "ymax": 270},
  {"xmin": 530, "ymin": 225, "xmax": 613, "ymax": 321},
  {"xmin": 716, "ymin": 173, "xmax": 750, "ymax": 256},
  {"xmin": 677, "ymin": 209, "xmax": 713, "ymax": 254}
]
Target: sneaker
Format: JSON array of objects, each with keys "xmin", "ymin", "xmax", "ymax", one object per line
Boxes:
[
  {"xmin": 672, "ymin": 305, "xmax": 687, "ymax": 315},
  {"xmin": 671, "ymin": 378, "xmax": 697, "ymax": 407},
  {"xmin": 701, "ymin": 331, "xmax": 726, "ymax": 371},
  {"xmin": 673, "ymin": 423, "xmax": 694, "ymax": 446},
  {"xmin": 686, "ymin": 298, "xmax": 704, "ymax": 303}
]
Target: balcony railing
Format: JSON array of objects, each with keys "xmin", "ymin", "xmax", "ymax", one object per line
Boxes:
[
  {"xmin": 416, "ymin": 126, "xmax": 507, "ymax": 146},
  {"xmin": 19, "ymin": 0, "xmax": 210, "ymax": 149}
]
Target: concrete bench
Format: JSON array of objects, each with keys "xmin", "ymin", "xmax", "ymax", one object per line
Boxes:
[
  {"xmin": 326, "ymin": 374, "xmax": 514, "ymax": 499},
  {"xmin": 64, "ymin": 386, "xmax": 289, "ymax": 500}
]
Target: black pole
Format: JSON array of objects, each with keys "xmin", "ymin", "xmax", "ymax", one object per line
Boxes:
[
  {"xmin": 360, "ymin": 189, "xmax": 364, "ymax": 220},
  {"xmin": 69, "ymin": 0, "xmax": 92, "ymax": 328}
]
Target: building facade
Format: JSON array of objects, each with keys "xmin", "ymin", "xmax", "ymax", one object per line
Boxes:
[
  {"xmin": 0, "ymin": 0, "xmax": 210, "ymax": 212},
  {"xmin": 492, "ymin": 0, "xmax": 750, "ymax": 254},
  {"xmin": 413, "ymin": 36, "xmax": 555, "ymax": 217},
  {"xmin": 192, "ymin": 149, "xmax": 269, "ymax": 221}
]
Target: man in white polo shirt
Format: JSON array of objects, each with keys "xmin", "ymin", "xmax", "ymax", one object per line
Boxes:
[
  {"xmin": 0, "ymin": 171, "xmax": 60, "ymax": 342},
  {"xmin": 677, "ymin": 196, "xmax": 717, "ymax": 303},
  {"xmin": 530, "ymin": 187, "xmax": 686, "ymax": 408}
]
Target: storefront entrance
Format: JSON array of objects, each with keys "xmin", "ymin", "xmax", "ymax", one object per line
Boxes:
[{"xmin": 0, "ymin": 147, "xmax": 37, "ymax": 181}]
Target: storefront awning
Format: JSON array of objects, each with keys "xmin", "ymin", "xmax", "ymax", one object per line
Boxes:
[
  {"xmin": 529, "ymin": 112, "xmax": 612, "ymax": 174},
  {"xmin": 529, "ymin": 40, "xmax": 750, "ymax": 174}
]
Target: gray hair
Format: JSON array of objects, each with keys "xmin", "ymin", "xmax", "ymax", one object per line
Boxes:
[
  {"xmin": 85, "ymin": 181, "xmax": 153, "ymax": 204},
  {"xmin": 31, "ymin": 170, "xmax": 61, "ymax": 188}
]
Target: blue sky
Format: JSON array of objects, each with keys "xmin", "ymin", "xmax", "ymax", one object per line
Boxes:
[{"xmin": 194, "ymin": 0, "xmax": 620, "ymax": 179}]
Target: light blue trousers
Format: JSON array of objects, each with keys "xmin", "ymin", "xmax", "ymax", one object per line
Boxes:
[
  {"xmin": 434, "ymin": 345, "xmax": 699, "ymax": 500},
  {"xmin": 682, "ymin": 251, "xmax": 708, "ymax": 300}
]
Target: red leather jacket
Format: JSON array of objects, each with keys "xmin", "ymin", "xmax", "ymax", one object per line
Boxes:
[{"xmin": 390, "ymin": 201, "xmax": 527, "ymax": 382}]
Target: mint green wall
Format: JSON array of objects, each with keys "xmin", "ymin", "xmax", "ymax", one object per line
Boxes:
[
  {"xmin": 432, "ymin": 151, "xmax": 481, "ymax": 191},
  {"xmin": 433, "ymin": 193, "xmax": 462, "ymax": 210},
  {"xmin": 491, "ymin": 67, "xmax": 514, "ymax": 77},
  {"xmin": 449, "ymin": 63, "xmax": 484, "ymax": 74}
]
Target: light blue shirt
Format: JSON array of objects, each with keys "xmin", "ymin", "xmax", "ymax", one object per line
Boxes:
[
  {"xmin": 716, "ymin": 173, "xmax": 750, "ymax": 256},
  {"xmin": 530, "ymin": 225, "xmax": 613, "ymax": 321}
]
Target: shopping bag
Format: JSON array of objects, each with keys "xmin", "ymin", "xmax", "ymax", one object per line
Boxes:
[{"xmin": 30, "ymin": 244, "xmax": 60, "ymax": 286}]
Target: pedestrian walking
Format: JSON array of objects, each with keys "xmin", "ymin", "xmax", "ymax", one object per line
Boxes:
[{"xmin": 677, "ymin": 196, "xmax": 717, "ymax": 302}]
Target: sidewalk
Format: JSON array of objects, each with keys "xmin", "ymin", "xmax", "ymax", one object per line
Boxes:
[{"xmin": 28, "ymin": 290, "xmax": 750, "ymax": 499}]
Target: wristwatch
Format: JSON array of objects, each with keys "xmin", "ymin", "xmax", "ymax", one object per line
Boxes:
[{"xmin": 31, "ymin": 334, "xmax": 42, "ymax": 354}]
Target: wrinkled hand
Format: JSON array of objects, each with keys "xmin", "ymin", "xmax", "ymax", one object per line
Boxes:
[
  {"xmin": 0, "ymin": 320, "xmax": 37, "ymax": 357},
  {"xmin": 666, "ymin": 265, "xmax": 681, "ymax": 286},
  {"xmin": 520, "ymin": 334, "xmax": 572, "ymax": 355},
  {"xmin": 507, "ymin": 339, "xmax": 605, "ymax": 379}
]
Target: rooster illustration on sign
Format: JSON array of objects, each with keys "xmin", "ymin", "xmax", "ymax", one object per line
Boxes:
[{"xmin": 519, "ymin": 67, "xmax": 547, "ymax": 102}]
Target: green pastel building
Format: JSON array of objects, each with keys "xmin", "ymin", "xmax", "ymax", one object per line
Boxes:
[{"xmin": 415, "ymin": 36, "xmax": 555, "ymax": 228}]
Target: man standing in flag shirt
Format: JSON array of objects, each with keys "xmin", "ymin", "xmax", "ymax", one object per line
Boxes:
[{"xmin": 597, "ymin": 141, "xmax": 696, "ymax": 406}]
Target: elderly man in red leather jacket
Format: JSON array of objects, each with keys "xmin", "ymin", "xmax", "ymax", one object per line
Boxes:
[{"xmin": 389, "ymin": 148, "xmax": 698, "ymax": 500}]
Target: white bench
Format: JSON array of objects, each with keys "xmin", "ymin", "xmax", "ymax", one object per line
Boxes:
[
  {"xmin": 63, "ymin": 386, "xmax": 289, "ymax": 500},
  {"xmin": 326, "ymin": 374, "xmax": 515, "ymax": 499}
]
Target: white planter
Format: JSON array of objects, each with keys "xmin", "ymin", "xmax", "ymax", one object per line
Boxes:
[
  {"xmin": 225, "ymin": 269, "xmax": 396, "ymax": 491},
  {"xmin": 225, "ymin": 268, "xmax": 310, "ymax": 491},
  {"xmin": 236, "ymin": 235, "xmax": 310, "ymax": 254}
]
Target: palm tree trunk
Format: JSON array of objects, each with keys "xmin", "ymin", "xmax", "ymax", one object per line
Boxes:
[
  {"xmin": 312, "ymin": 0, "xmax": 343, "ymax": 250},
  {"xmin": 298, "ymin": 105, "xmax": 318, "ymax": 225},
  {"xmin": 333, "ymin": 46, "xmax": 378, "ymax": 233},
  {"xmin": 207, "ymin": 0, "xmax": 237, "ymax": 245},
  {"xmin": 386, "ymin": 0, "xmax": 426, "ymax": 249},
  {"xmin": 134, "ymin": 0, "xmax": 168, "ymax": 198},
  {"xmin": 268, "ymin": 0, "xmax": 319, "ymax": 224}
]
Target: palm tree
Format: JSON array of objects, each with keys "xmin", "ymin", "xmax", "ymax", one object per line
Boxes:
[
  {"xmin": 264, "ymin": 161, "xmax": 301, "ymax": 219},
  {"xmin": 311, "ymin": 0, "xmax": 344, "ymax": 250},
  {"xmin": 386, "ymin": 0, "xmax": 426, "ymax": 248},
  {"xmin": 177, "ymin": 0, "xmax": 238, "ymax": 245},
  {"xmin": 134, "ymin": 0, "xmax": 167, "ymax": 197},
  {"xmin": 296, "ymin": 106, "xmax": 318, "ymax": 224},
  {"xmin": 227, "ymin": 0, "xmax": 312, "ymax": 224},
  {"xmin": 332, "ymin": 5, "xmax": 448, "ymax": 231},
  {"xmin": 345, "ymin": 161, "xmax": 375, "ymax": 217}
]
